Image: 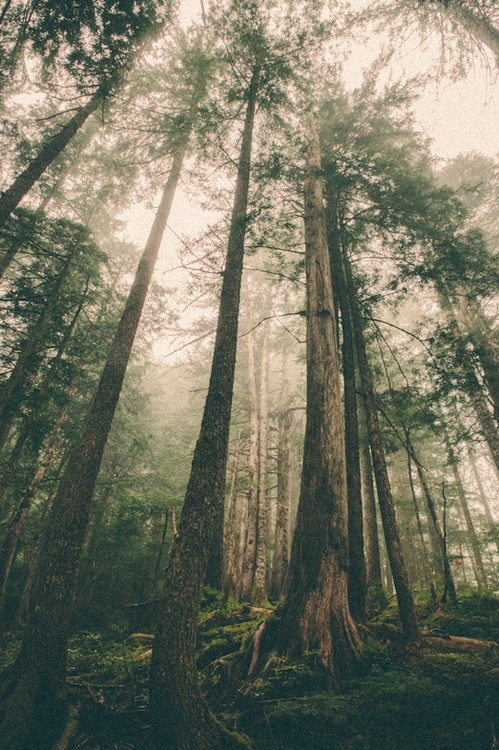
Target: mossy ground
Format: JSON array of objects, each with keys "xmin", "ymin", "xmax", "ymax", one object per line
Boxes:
[{"xmin": 7, "ymin": 591, "xmax": 498, "ymax": 749}]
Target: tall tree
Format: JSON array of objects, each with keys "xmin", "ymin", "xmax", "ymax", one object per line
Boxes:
[
  {"xmin": 149, "ymin": 18, "xmax": 262, "ymax": 750},
  {"xmin": 273, "ymin": 113, "xmax": 360, "ymax": 677},
  {"xmin": 0, "ymin": 0, "xmax": 173, "ymax": 229},
  {"xmin": 150, "ymin": 1, "xmax": 303, "ymax": 742},
  {"xmin": 0, "ymin": 40, "xmax": 206, "ymax": 749}
]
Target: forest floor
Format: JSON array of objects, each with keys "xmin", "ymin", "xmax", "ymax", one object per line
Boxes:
[{"xmin": 7, "ymin": 591, "xmax": 498, "ymax": 750}]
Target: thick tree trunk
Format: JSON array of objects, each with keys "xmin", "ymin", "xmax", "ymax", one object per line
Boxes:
[
  {"xmin": 273, "ymin": 114, "xmax": 360, "ymax": 677},
  {"xmin": 343, "ymin": 246, "xmax": 419, "ymax": 642},
  {"xmin": 0, "ymin": 130, "xmax": 188, "ymax": 750},
  {"xmin": 149, "ymin": 67, "xmax": 260, "ymax": 750},
  {"xmin": 326, "ymin": 196, "xmax": 366, "ymax": 622}
]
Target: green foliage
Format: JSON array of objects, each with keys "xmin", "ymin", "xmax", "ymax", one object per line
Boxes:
[
  {"xmin": 27, "ymin": 0, "xmax": 172, "ymax": 90},
  {"xmin": 421, "ymin": 592, "xmax": 499, "ymax": 641}
]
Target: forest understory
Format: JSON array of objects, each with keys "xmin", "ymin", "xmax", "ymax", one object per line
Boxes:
[
  {"xmin": 3, "ymin": 0, "xmax": 499, "ymax": 748},
  {"xmin": 2, "ymin": 590, "xmax": 495, "ymax": 750}
]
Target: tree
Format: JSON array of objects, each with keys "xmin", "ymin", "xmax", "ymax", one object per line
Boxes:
[
  {"xmin": 0, "ymin": 39, "xmax": 206, "ymax": 748},
  {"xmin": 150, "ymin": 42, "xmax": 260, "ymax": 750},
  {"xmin": 150, "ymin": 0, "xmax": 304, "ymax": 742},
  {"xmin": 0, "ymin": 0, "xmax": 173, "ymax": 229},
  {"xmin": 272, "ymin": 114, "xmax": 360, "ymax": 677}
]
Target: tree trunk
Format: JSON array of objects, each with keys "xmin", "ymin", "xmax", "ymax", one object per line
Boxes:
[
  {"xmin": 446, "ymin": 441, "xmax": 488, "ymax": 590},
  {"xmin": 269, "ymin": 348, "xmax": 292, "ymax": 600},
  {"xmin": 149, "ymin": 66, "xmax": 260, "ymax": 750},
  {"xmin": 240, "ymin": 329, "xmax": 260, "ymax": 601},
  {"xmin": 273, "ymin": 114, "xmax": 360, "ymax": 677},
  {"xmin": 406, "ymin": 446, "xmax": 436, "ymax": 601},
  {"xmin": 0, "ymin": 90, "xmax": 105, "ymax": 231},
  {"xmin": 467, "ymin": 447, "xmax": 499, "ymax": 555},
  {"xmin": 411, "ymin": 440, "xmax": 456, "ymax": 603},
  {"xmin": 252, "ymin": 322, "xmax": 270, "ymax": 603},
  {"xmin": 343, "ymin": 245, "xmax": 419, "ymax": 642},
  {"xmin": 223, "ymin": 436, "xmax": 243, "ymax": 599},
  {"xmin": 360, "ymin": 434, "xmax": 386, "ymax": 610},
  {"xmin": 0, "ymin": 123, "xmax": 189, "ymax": 750},
  {"xmin": 0, "ymin": 375, "xmax": 78, "ymax": 629},
  {"xmin": 326, "ymin": 195, "xmax": 366, "ymax": 622}
]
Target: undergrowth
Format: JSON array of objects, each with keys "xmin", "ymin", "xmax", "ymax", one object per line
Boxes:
[{"xmin": 5, "ymin": 591, "xmax": 496, "ymax": 749}]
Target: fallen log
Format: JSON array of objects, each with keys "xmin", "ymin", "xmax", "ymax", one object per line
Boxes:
[{"xmin": 423, "ymin": 632, "xmax": 498, "ymax": 654}]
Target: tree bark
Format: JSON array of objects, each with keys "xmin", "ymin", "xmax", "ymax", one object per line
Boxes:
[
  {"xmin": 149, "ymin": 66, "xmax": 260, "ymax": 750},
  {"xmin": 273, "ymin": 114, "xmax": 360, "ymax": 677}
]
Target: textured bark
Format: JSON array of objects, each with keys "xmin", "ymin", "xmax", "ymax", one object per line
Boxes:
[
  {"xmin": 274, "ymin": 114, "xmax": 359, "ymax": 677},
  {"xmin": 0, "ymin": 127, "xmax": 189, "ymax": 750},
  {"xmin": 149, "ymin": 67, "xmax": 259, "ymax": 750},
  {"xmin": 326, "ymin": 196, "xmax": 366, "ymax": 622},
  {"xmin": 344, "ymin": 246, "xmax": 419, "ymax": 642}
]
